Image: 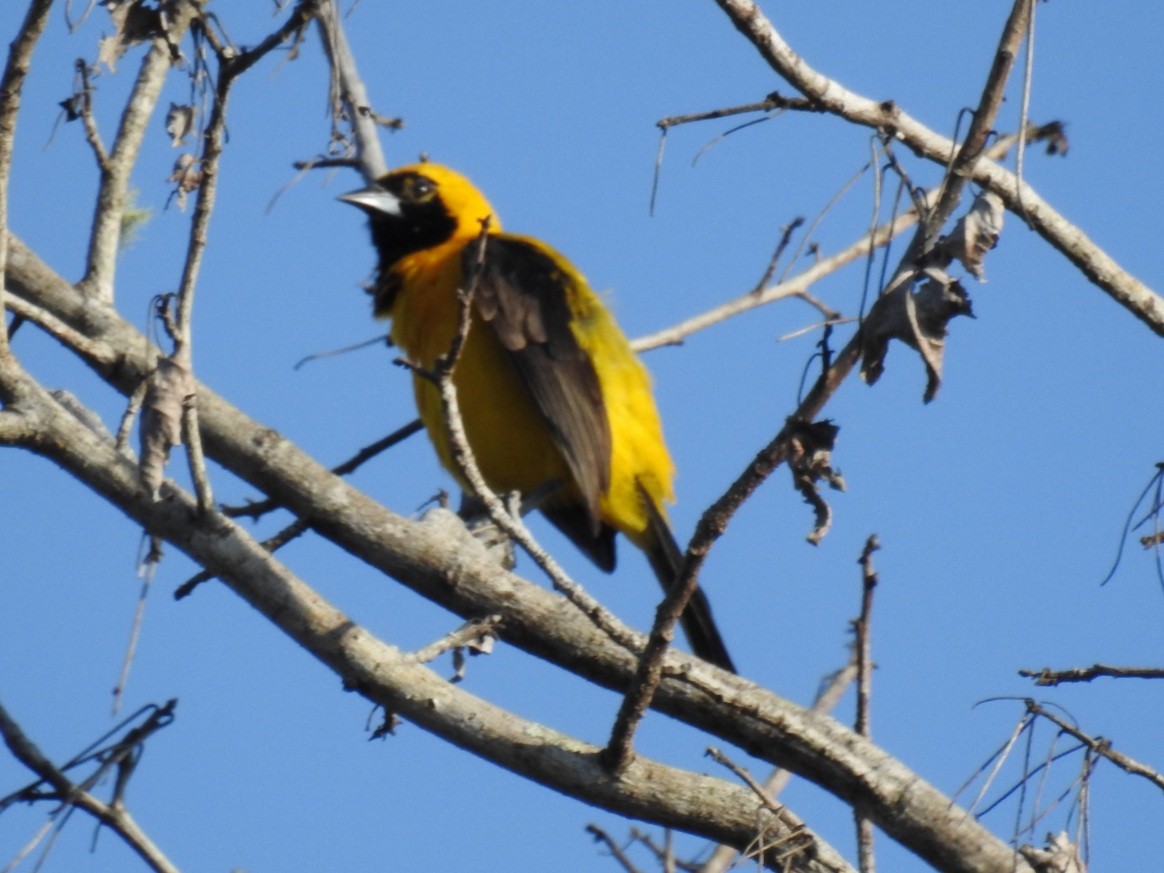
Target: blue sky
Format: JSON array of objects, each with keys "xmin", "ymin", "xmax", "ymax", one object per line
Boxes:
[{"xmin": 2, "ymin": 2, "xmax": 1162, "ymax": 871}]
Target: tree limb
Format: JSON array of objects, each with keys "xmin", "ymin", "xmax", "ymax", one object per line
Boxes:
[
  {"xmin": 0, "ymin": 700, "xmax": 181, "ymax": 873},
  {"xmin": 79, "ymin": 0, "xmax": 201, "ymax": 304},
  {"xmin": 3, "ymin": 233, "xmax": 1035, "ymax": 873},
  {"xmin": 0, "ymin": 357, "xmax": 850, "ymax": 873},
  {"xmin": 710, "ymin": 0, "xmax": 1164, "ymax": 335}
]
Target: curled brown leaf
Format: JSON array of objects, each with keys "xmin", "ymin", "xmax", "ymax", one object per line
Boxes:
[
  {"xmin": 939, "ymin": 190, "xmax": 1005, "ymax": 280},
  {"xmin": 165, "ymin": 102, "xmax": 196, "ymax": 147},
  {"xmin": 785, "ymin": 419, "xmax": 844, "ymax": 545},
  {"xmin": 861, "ymin": 268, "xmax": 974, "ymax": 403},
  {"xmin": 138, "ymin": 354, "xmax": 195, "ymax": 500}
]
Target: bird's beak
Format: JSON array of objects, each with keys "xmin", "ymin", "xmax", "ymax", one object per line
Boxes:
[{"xmin": 337, "ymin": 186, "xmax": 402, "ymax": 216}]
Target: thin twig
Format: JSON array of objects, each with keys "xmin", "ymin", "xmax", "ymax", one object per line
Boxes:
[
  {"xmin": 702, "ymin": 749, "xmax": 816, "ymax": 869},
  {"xmin": 1014, "ymin": 0, "xmax": 1036, "ymax": 222},
  {"xmin": 853, "ymin": 535, "xmax": 879, "ymax": 873},
  {"xmin": 601, "ymin": 534, "xmax": 709, "ymax": 772},
  {"xmin": 651, "ymin": 93, "xmax": 822, "ymax": 215},
  {"xmin": 412, "ymin": 615, "xmax": 503, "ymax": 664},
  {"xmin": 315, "ymin": 0, "xmax": 387, "ymax": 181},
  {"xmin": 706, "ymin": 748, "xmax": 785, "ymax": 814},
  {"xmin": 585, "ymin": 825, "xmax": 644, "ymax": 873},
  {"xmin": 79, "ymin": 1, "xmax": 201, "ymax": 304},
  {"xmin": 174, "ymin": 516, "xmax": 311, "ymax": 599},
  {"xmin": 111, "ymin": 540, "xmax": 160, "ymax": 715},
  {"xmin": 656, "ymin": 93, "xmax": 821, "ymax": 132},
  {"xmin": 751, "ymin": 217, "xmax": 804, "ymax": 294},
  {"xmin": 0, "ymin": 700, "xmax": 181, "ymax": 873},
  {"xmin": 777, "ymin": 161, "xmax": 870, "ymax": 285},
  {"xmin": 1100, "ymin": 463, "xmax": 1164, "ymax": 586},
  {"xmin": 909, "ymin": 0, "xmax": 1034, "ymax": 262},
  {"xmin": 169, "ymin": 2, "xmax": 324, "ymax": 516},
  {"xmin": 224, "ymin": 418, "xmax": 424, "ymax": 521},
  {"xmin": 631, "ymin": 127, "xmax": 1041, "ymax": 354},
  {"xmin": 115, "ymin": 379, "xmax": 148, "ymax": 454},
  {"xmin": 72, "ymin": 60, "xmax": 109, "ymax": 167},
  {"xmin": 1025, "ymin": 700, "xmax": 1164, "ymax": 794},
  {"xmin": 1019, "ymin": 664, "xmax": 1164, "ymax": 686},
  {"xmin": 699, "ymin": 658, "xmax": 858, "ymax": 873},
  {"xmin": 956, "ymin": 712, "xmax": 1034, "ymax": 816},
  {"xmin": 0, "ymin": 0, "xmax": 56, "ymax": 357}
]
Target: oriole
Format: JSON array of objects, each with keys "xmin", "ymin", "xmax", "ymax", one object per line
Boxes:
[{"xmin": 340, "ymin": 163, "xmax": 735, "ymax": 672}]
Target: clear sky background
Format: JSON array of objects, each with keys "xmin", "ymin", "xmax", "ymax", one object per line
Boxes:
[{"xmin": 1, "ymin": 2, "xmax": 1161, "ymax": 871}]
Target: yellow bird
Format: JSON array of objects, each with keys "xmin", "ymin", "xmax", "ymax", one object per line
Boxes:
[{"xmin": 341, "ymin": 163, "xmax": 734, "ymax": 672}]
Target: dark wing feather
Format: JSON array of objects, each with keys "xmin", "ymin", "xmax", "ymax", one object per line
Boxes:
[{"xmin": 467, "ymin": 236, "xmax": 611, "ymax": 535}]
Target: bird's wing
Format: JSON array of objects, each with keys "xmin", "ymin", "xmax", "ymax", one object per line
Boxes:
[{"xmin": 466, "ymin": 234, "xmax": 612, "ymax": 537}]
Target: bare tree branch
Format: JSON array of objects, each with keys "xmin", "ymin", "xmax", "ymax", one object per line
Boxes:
[
  {"xmin": 1020, "ymin": 665, "xmax": 1164, "ymax": 686},
  {"xmin": 1026, "ymin": 700, "xmax": 1164, "ymax": 794},
  {"xmin": 700, "ymin": 660, "xmax": 858, "ymax": 873},
  {"xmin": 631, "ymin": 125, "xmax": 1051, "ymax": 354},
  {"xmin": 709, "ymin": 0, "xmax": 1164, "ymax": 335},
  {"xmin": 854, "ymin": 536, "xmax": 880, "ymax": 873},
  {"xmin": 315, "ymin": 0, "xmax": 387, "ymax": 181},
  {"xmin": 79, "ymin": 1, "xmax": 200, "ymax": 304},
  {"xmin": 0, "ymin": 0, "xmax": 54, "ymax": 358},
  {"xmin": 2, "ymin": 231, "xmax": 1038, "ymax": 873},
  {"xmin": 0, "ymin": 700, "xmax": 181, "ymax": 873},
  {"xmin": 0, "ymin": 359, "xmax": 852, "ymax": 873}
]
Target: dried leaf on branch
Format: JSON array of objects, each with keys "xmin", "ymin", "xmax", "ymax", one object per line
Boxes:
[
  {"xmin": 139, "ymin": 354, "xmax": 195, "ymax": 500},
  {"xmin": 937, "ymin": 190, "xmax": 1005, "ymax": 281},
  {"xmin": 785, "ymin": 419, "xmax": 845, "ymax": 545},
  {"xmin": 165, "ymin": 102, "xmax": 196, "ymax": 147},
  {"xmin": 860, "ymin": 268, "xmax": 974, "ymax": 403},
  {"xmin": 166, "ymin": 153, "xmax": 203, "ymax": 210},
  {"xmin": 98, "ymin": 0, "xmax": 165, "ymax": 72},
  {"xmin": 1019, "ymin": 832, "xmax": 1087, "ymax": 873}
]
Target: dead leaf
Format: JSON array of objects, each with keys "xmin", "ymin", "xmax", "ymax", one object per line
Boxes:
[
  {"xmin": 98, "ymin": 0, "xmax": 163, "ymax": 72},
  {"xmin": 1019, "ymin": 832, "xmax": 1086, "ymax": 873},
  {"xmin": 165, "ymin": 102, "xmax": 196, "ymax": 147},
  {"xmin": 785, "ymin": 419, "xmax": 844, "ymax": 545},
  {"xmin": 369, "ymin": 708, "xmax": 400, "ymax": 740},
  {"xmin": 861, "ymin": 268, "xmax": 974, "ymax": 403},
  {"xmin": 58, "ymin": 93, "xmax": 86, "ymax": 123},
  {"xmin": 167, "ymin": 153, "xmax": 202, "ymax": 210},
  {"xmin": 1039, "ymin": 121, "xmax": 1070, "ymax": 156},
  {"xmin": 939, "ymin": 190, "xmax": 1004, "ymax": 281},
  {"xmin": 139, "ymin": 353, "xmax": 195, "ymax": 500}
]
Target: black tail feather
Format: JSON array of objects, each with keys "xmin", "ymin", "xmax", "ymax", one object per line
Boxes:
[{"xmin": 643, "ymin": 500, "xmax": 736, "ymax": 674}]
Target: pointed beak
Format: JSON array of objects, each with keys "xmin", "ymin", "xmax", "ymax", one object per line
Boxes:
[{"xmin": 337, "ymin": 186, "xmax": 402, "ymax": 216}]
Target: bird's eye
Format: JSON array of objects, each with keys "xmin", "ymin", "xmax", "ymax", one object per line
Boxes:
[{"xmin": 411, "ymin": 177, "xmax": 436, "ymax": 199}]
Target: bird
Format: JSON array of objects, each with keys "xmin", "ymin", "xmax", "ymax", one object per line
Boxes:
[{"xmin": 339, "ymin": 162, "xmax": 735, "ymax": 672}]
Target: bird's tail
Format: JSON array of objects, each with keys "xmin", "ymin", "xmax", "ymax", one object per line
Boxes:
[{"xmin": 643, "ymin": 502, "xmax": 736, "ymax": 673}]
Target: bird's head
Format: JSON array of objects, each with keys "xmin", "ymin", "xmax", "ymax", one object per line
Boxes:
[{"xmin": 339, "ymin": 163, "xmax": 499, "ymax": 268}]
